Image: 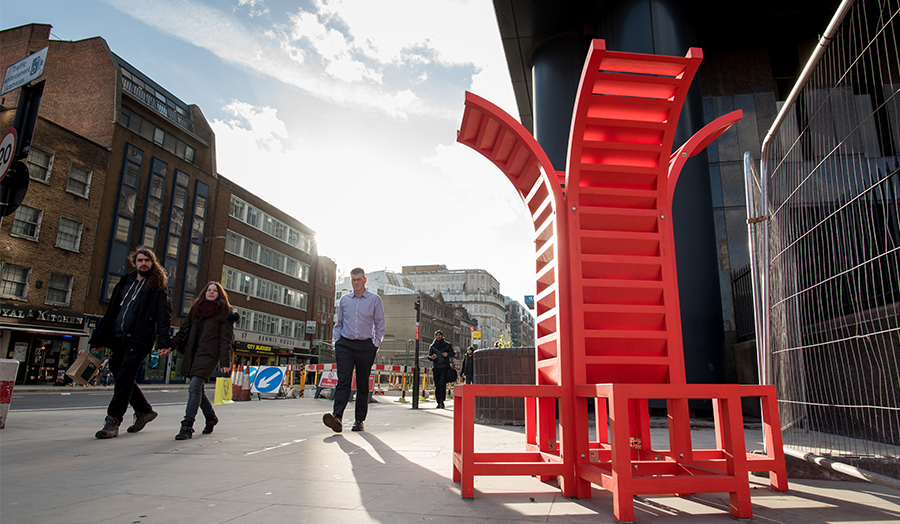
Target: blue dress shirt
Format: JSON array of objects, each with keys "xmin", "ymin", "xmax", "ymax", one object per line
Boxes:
[{"xmin": 333, "ymin": 289, "xmax": 385, "ymax": 348}]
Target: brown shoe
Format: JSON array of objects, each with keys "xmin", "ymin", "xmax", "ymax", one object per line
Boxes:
[
  {"xmin": 126, "ymin": 410, "xmax": 158, "ymax": 433},
  {"xmin": 95, "ymin": 416, "xmax": 120, "ymax": 439},
  {"xmin": 323, "ymin": 413, "xmax": 342, "ymax": 433},
  {"xmin": 351, "ymin": 420, "xmax": 364, "ymax": 432}
]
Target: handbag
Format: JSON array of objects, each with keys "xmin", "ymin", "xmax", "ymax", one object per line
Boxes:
[{"xmin": 447, "ymin": 367, "xmax": 458, "ymax": 383}]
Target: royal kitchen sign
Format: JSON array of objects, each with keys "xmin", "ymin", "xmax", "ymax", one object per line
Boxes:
[{"xmin": 0, "ymin": 304, "xmax": 86, "ymax": 330}]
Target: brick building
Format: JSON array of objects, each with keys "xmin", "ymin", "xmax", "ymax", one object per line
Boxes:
[
  {"xmin": 0, "ymin": 108, "xmax": 110, "ymax": 383},
  {"xmin": 311, "ymin": 255, "xmax": 337, "ymax": 355},
  {"xmin": 211, "ymin": 176, "xmax": 326, "ymax": 367},
  {"xmin": 1, "ymin": 23, "xmax": 335, "ymax": 383}
]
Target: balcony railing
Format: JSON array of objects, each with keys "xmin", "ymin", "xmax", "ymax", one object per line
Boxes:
[{"xmin": 121, "ymin": 76, "xmax": 211, "ymax": 142}]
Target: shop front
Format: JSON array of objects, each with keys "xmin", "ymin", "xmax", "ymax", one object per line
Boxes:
[
  {"xmin": 0, "ymin": 305, "xmax": 91, "ymax": 385},
  {"xmin": 233, "ymin": 329, "xmax": 312, "ymax": 368}
]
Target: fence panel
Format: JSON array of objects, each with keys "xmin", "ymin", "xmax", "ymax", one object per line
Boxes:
[{"xmin": 754, "ymin": 0, "xmax": 900, "ymax": 480}]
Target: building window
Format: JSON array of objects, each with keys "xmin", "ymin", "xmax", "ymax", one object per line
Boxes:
[
  {"xmin": 26, "ymin": 147, "xmax": 53, "ymax": 183},
  {"xmin": 0, "ymin": 263, "xmax": 30, "ymax": 299},
  {"xmin": 56, "ymin": 217, "xmax": 83, "ymax": 251},
  {"xmin": 11, "ymin": 205, "xmax": 42, "ymax": 240},
  {"xmin": 280, "ymin": 319, "xmax": 293, "ymax": 337},
  {"xmin": 45, "ymin": 273, "xmax": 73, "ymax": 305},
  {"xmin": 229, "ymin": 196, "xmax": 246, "ymax": 221},
  {"xmin": 66, "ymin": 164, "xmax": 92, "ymax": 197},
  {"xmin": 141, "ymin": 162, "xmax": 166, "ymax": 250},
  {"xmin": 246, "ymin": 206, "xmax": 261, "ymax": 228}
]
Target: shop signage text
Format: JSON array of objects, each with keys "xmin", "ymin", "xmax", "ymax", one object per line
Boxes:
[
  {"xmin": 235, "ymin": 329, "xmax": 310, "ymax": 349},
  {"xmin": 0, "ymin": 305, "xmax": 85, "ymax": 330}
]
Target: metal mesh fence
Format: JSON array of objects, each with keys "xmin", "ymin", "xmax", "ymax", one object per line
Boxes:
[{"xmin": 752, "ymin": 0, "xmax": 900, "ymax": 480}]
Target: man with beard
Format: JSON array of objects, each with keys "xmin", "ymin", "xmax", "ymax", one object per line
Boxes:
[
  {"xmin": 428, "ymin": 330, "xmax": 455, "ymax": 408},
  {"xmin": 89, "ymin": 247, "xmax": 172, "ymax": 439}
]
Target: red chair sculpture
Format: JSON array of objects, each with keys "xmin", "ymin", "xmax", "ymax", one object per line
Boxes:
[{"xmin": 453, "ymin": 39, "xmax": 787, "ymax": 522}]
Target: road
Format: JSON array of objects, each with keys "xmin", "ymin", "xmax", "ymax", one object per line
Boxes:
[{"xmin": 8, "ymin": 389, "xmax": 189, "ymax": 411}]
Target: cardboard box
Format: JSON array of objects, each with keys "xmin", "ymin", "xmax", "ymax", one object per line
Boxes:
[{"xmin": 65, "ymin": 351, "xmax": 102, "ymax": 386}]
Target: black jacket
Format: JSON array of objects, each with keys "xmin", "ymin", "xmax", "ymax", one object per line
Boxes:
[
  {"xmin": 173, "ymin": 310, "xmax": 238, "ymax": 380},
  {"xmin": 89, "ymin": 271, "xmax": 172, "ymax": 352},
  {"xmin": 428, "ymin": 339, "xmax": 455, "ymax": 368},
  {"xmin": 460, "ymin": 353, "xmax": 474, "ymax": 378}
]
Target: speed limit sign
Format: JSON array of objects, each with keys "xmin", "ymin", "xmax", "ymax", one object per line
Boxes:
[{"xmin": 0, "ymin": 129, "xmax": 17, "ymax": 182}]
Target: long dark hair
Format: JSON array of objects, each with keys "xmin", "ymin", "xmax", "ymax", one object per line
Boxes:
[
  {"xmin": 129, "ymin": 246, "xmax": 167, "ymax": 291},
  {"xmin": 189, "ymin": 281, "xmax": 232, "ymax": 321}
]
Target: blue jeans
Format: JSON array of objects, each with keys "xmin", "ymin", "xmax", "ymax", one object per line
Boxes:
[{"xmin": 182, "ymin": 375, "xmax": 215, "ymax": 428}]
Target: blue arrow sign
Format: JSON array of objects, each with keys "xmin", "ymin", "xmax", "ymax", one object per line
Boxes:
[{"xmin": 253, "ymin": 366, "xmax": 285, "ymax": 394}]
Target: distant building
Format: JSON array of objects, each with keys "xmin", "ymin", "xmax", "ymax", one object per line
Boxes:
[
  {"xmin": 380, "ymin": 293, "xmax": 475, "ymax": 367},
  {"xmin": 505, "ymin": 297, "xmax": 535, "ymax": 348},
  {"xmin": 311, "ymin": 255, "xmax": 337, "ymax": 358},
  {"xmin": 402, "ymin": 264, "xmax": 506, "ymax": 349},
  {"xmin": 334, "ymin": 269, "xmax": 416, "ymax": 299},
  {"xmin": 334, "ymin": 269, "xmax": 475, "ymax": 365},
  {"xmin": 212, "ymin": 177, "xmax": 323, "ymax": 367}
]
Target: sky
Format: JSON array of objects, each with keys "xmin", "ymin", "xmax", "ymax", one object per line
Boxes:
[{"xmin": 1, "ymin": 0, "xmax": 537, "ymax": 303}]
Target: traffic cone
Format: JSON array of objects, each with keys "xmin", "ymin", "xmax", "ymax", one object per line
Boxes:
[
  {"xmin": 232, "ymin": 366, "xmax": 243, "ymax": 401},
  {"xmin": 240, "ymin": 368, "xmax": 252, "ymax": 401}
]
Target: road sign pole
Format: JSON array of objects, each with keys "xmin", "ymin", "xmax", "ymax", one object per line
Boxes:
[{"xmin": 412, "ymin": 297, "xmax": 420, "ymax": 410}]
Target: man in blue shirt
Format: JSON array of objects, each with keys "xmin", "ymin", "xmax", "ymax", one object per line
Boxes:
[{"xmin": 324, "ymin": 267, "xmax": 385, "ymax": 433}]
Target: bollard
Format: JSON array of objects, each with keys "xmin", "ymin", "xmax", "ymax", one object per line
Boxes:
[{"xmin": 0, "ymin": 359, "xmax": 20, "ymax": 429}]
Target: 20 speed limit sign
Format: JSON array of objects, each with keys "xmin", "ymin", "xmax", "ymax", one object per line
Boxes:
[{"xmin": 0, "ymin": 129, "xmax": 17, "ymax": 182}]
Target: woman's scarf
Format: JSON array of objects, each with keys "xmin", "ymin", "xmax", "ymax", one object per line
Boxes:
[{"xmin": 199, "ymin": 300, "xmax": 219, "ymax": 319}]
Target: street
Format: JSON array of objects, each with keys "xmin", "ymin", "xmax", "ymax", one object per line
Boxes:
[
  {"xmin": 2, "ymin": 391, "xmax": 900, "ymax": 524},
  {"xmin": 9, "ymin": 389, "xmax": 188, "ymax": 411}
]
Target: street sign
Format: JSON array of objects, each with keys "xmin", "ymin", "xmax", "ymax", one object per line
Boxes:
[
  {"xmin": 318, "ymin": 370, "xmax": 338, "ymax": 388},
  {"xmin": 0, "ymin": 129, "xmax": 16, "ymax": 182},
  {"xmin": 472, "ymin": 330, "xmax": 482, "ymax": 339},
  {"xmin": 1, "ymin": 47, "xmax": 48, "ymax": 96},
  {"xmin": 252, "ymin": 366, "xmax": 286, "ymax": 394}
]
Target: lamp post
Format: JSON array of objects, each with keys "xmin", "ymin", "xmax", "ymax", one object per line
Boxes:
[{"xmin": 413, "ymin": 297, "xmax": 421, "ymax": 410}]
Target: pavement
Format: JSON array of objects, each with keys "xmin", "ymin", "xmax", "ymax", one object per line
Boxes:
[{"xmin": 1, "ymin": 387, "xmax": 899, "ymax": 524}]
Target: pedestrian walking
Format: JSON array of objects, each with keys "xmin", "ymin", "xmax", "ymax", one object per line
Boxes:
[
  {"xmin": 89, "ymin": 247, "xmax": 172, "ymax": 439},
  {"xmin": 428, "ymin": 330, "xmax": 455, "ymax": 408},
  {"xmin": 323, "ymin": 268, "xmax": 385, "ymax": 433},
  {"xmin": 161, "ymin": 282, "xmax": 237, "ymax": 440},
  {"xmin": 460, "ymin": 346, "xmax": 475, "ymax": 384}
]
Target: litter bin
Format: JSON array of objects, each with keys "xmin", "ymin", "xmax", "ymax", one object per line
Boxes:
[
  {"xmin": 474, "ymin": 347, "xmax": 535, "ymax": 426},
  {"xmin": 0, "ymin": 359, "xmax": 20, "ymax": 429}
]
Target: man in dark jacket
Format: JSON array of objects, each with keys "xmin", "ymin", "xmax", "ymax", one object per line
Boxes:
[
  {"xmin": 460, "ymin": 346, "xmax": 475, "ymax": 384},
  {"xmin": 428, "ymin": 330, "xmax": 455, "ymax": 408},
  {"xmin": 89, "ymin": 247, "xmax": 172, "ymax": 439}
]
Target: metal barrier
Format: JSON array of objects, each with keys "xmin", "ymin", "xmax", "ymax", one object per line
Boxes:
[
  {"xmin": 306, "ymin": 363, "xmax": 427, "ymax": 402},
  {"xmin": 746, "ymin": 0, "xmax": 900, "ymax": 484}
]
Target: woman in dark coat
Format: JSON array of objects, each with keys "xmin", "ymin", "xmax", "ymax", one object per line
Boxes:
[{"xmin": 167, "ymin": 282, "xmax": 237, "ymax": 440}]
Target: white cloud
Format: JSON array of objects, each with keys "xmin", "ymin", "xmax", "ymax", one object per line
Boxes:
[
  {"xmin": 104, "ymin": 0, "xmax": 514, "ymax": 121},
  {"xmin": 236, "ymin": 0, "xmax": 268, "ymax": 17},
  {"xmin": 104, "ymin": 0, "xmax": 534, "ymax": 300}
]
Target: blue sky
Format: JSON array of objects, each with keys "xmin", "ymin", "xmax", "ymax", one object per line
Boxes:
[{"xmin": 2, "ymin": 0, "xmax": 538, "ymax": 303}]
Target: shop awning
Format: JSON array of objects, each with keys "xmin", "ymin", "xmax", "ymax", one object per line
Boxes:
[{"xmin": 2, "ymin": 324, "xmax": 88, "ymax": 337}]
